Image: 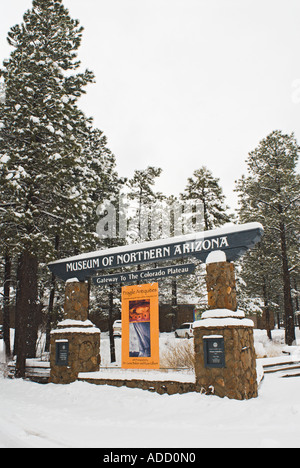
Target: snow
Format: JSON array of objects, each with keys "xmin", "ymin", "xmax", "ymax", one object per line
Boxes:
[
  {"xmin": 201, "ymin": 308, "xmax": 246, "ymax": 319},
  {"xmin": 193, "ymin": 308, "xmax": 254, "ymax": 328},
  {"xmin": 205, "ymin": 250, "xmax": 226, "ymax": 264},
  {"xmin": 52, "ymin": 328, "xmax": 100, "ymax": 336},
  {"xmin": 203, "ymin": 335, "xmax": 224, "ymax": 339},
  {"xmin": 0, "ymin": 329, "xmax": 300, "ymax": 448},
  {"xmin": 0, "ymin": 154, "xmax": 10, "ymax": 164},
  {"xmin": 55, "ymin": 319, "xmax": 96, "ymax": 328},
  {"xmin": 51, "ymin": 326, "xmax": 100, "ymax": 335},
  {"xmin": 65, "ymin": 277, "xmax": 79, "ymax": 283},
  {"xmin": 79, "ymin": 369, "xmax": 196, "ymax": 383},
  {"xmin": 46, "ymin": 124, "xmax": 55, "ymax": 133},
  {"xmin": 30, "ymin": 116, "xmax": 40, "ymax": 124},
  {"xmin": 52, "ymin": 153, "xmax": 62, "ymax": 161},
  {"xmin": 196, "ymin": 317, "xmax": 255, "ymax": 328}
]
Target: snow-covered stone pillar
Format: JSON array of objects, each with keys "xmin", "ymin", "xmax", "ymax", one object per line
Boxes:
[
  {"xmin": 50, "ymin": 281, "xmax": 100, "ymax": 384},
  {"xmin": 205, "ymin": 251, "xmax": 237, "ymax": 311},
  {"xmin": 193, "ymin": 251, "xmax": 258, "ymax": 400}
]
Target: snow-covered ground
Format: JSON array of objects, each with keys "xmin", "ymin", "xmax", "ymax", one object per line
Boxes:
[{"xmin": 0, "ymin": 329, "xmax": 300, "ymax": 448}]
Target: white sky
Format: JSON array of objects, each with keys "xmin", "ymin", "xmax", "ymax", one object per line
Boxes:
[{"xmin": 1, "ymin": 0, "xmax": 300, "ymax": 210}]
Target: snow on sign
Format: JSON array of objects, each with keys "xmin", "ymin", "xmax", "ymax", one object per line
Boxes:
[{"xmin": 47, "ymin": 222, "xmax": 264, "ymax": 282}]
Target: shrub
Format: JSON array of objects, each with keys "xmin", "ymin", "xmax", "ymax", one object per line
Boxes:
[{"xmin": 160, "ymin": 339, "xmax": 195, "ymax": 369}]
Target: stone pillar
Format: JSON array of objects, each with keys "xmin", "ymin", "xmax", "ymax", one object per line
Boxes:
[
  {"xmin": 64, "ymin": 281, "xmax": 89, "ymax": 321},
  {"xmin": 193, "ymin": 256, "xmax": 258, "ymax": 400},
  {"xmin": 193, "ymin": 310, "xmax": 258, "ymax": 400},
  {"xmin": 50, "ymin": 281, "xmax": 100, "ymax": 384},
  {"xmin": 206, "ymin": 261, "xmax": 237, "ymax": 311}
]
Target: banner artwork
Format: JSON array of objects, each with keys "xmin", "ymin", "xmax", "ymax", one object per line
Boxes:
[{"xmin": 121, "ymin": 283, "xmax": 159, "ymax": 369}]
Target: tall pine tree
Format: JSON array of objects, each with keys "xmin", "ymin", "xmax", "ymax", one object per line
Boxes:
[
  {"xmin": 182, "ymin": 166, "xmax": 232, "ymax": 230},
  {"xmin": 127, "ymin": 166, "xmax": 163, "ymax": 243},
  {"xmin": 0, "ymin": 0, "xmax": 112, "ymax": 375},
  {"xmin": 235, "ymin": 130, "xmax": 300, "ymax": 345}
]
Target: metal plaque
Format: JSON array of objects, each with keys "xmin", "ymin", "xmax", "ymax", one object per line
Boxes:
[
  {"xmin": 55, "ymin": 340, "xmax": 69, "ymax": 367},
  {"xmin": 203, "ymin": 336, "xmax": 225, "ymax": 368}
]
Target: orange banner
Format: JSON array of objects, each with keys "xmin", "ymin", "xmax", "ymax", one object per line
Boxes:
[{"xmin": 121, "ymin": 283, "xmax": 159, "ymax": 369}]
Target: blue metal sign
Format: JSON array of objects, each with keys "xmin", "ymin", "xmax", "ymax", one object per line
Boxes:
[{"xmin": 48, "ymin": 223, "xmax": 263, "ymax": 282}]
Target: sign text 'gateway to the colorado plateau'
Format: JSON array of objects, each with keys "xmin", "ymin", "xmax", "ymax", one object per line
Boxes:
[{"xmin": 92, "ymin": 263, "xmax": 196, "ymax": 286}]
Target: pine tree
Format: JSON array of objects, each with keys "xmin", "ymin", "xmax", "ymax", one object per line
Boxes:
[
  {"xmin": 0, "ymin": 83, "xmax": 13, "ymax": 359},
  {"xmin": 235, "ymin": 130, "xmax": 300, "ymax": 345},
  {"xmin": 0, "ymin": 0, "xmax": 100, "ymax": 375},
  {"xmin": 236, "ymin": 229, "xmax": 282, "ymax": 338},
  {"xmin": 173, "ymin": 166, "xmax": 233, "ymax": 318},
  {"xmin": 83, "ymin": 128, "xmax": 122, "ymax": 249},
  {"xmin": 127, "ymin": 166, "xmax": 163, "ymax": 243},
  {"xmin": 182, "ymin": 166, "xmax": 232, "ymax": 230}
]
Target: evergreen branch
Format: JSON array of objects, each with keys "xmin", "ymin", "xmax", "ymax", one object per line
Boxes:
[
  {"xmin": 40, "ymin": 210, "xmax": 64, "ymax": 221},
  {"xmin": 259, "ymin": 185, "xmax": 280, "ymax": 195},
  {"xmin": 255, "ymin": 198, "xmax": 281, "ymax": 213}
]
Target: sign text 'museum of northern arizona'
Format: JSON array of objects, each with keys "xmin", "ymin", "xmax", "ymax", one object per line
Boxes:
[{"xmin": 47, "ymin": 223, "xmax": 264, "ymax": 282}]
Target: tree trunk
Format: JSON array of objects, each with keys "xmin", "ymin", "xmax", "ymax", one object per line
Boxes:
[
  {"xmin": 293, "ymin": 278, "xmax": 299, "ymax": 311},
  {"xmin": 279, "ymin": 221, "xmax": 295, "ymax": 346},
  {"xmin": 45, "ymin": 235, "xmax": 60, "ymax": 352},
  {"xmin": 171, "ymin": 279, "xmax": 178, "ymax": 331},
  {"xmin": 277, "ymin": 313, "xmax": 281, "ymax": 329},
  {"xmin": 108, "ymin": 286, "xmax": 116, "ymax": 363},
  {"xmin": 262, "ymin": 278, "xmax": 272, "ymax": 340},
  {"xmin": 293, "ymin": 278, "xmax": 299, "ymax": 329},
  {"xmin": 15, "ymin": 250, "xmax": 39, "ymax": 378},
  {"xmin": 3, "ymin": 253, "xmax": 12, "ymax": 360},
  {"xmin": 45, "ymin": 271, "xmax": 55, "ymax": 353}
]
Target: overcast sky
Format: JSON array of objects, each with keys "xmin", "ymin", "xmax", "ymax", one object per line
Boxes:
[{"xmin": 1, "ymin": 0, "xmax": 300, "ymax": 211}]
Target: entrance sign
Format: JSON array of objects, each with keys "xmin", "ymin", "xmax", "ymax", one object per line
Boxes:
[
  {"xmin": 92, "ymin": 263, "xmax": 195, "ymax": 286},
  {"xmin": 47, "ymin": 223, "xmax": 264, "ymax": 282},
  {"xmin": 121, "ymin": 283, "xmax": 159, "ymax": 369}
]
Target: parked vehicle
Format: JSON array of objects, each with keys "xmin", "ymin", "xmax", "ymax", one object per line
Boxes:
[
  {"xmin": 174, "ymin": 322, "xmax": 194, "ymax": 339},
  {"xmin": 0, "ymin": 325, "xmax": 3, "ymax": 339},
  {"xmin": 113, "ymin": 320, "xmax": 122, "ymax": 337}
]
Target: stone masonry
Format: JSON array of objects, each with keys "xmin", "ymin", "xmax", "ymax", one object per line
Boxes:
[
  {"xmin": 206, "ymin": 261, "xmax": 237, "ymax": 311},
  {"xmin": 50, "ymin": 281, "xmax": 100, "ymax": 384},
  {"xmin": 194, "ymin": 259, "xmax": 258, "ymax": 400},
  {"xmin": 193, "ymin": 309, "xmax": 258, "ymax": 400}
]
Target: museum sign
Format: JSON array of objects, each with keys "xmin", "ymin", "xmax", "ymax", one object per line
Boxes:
[{"xmin": 48, "ymin": 222, "xmax": 264, "ymax": 282}]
